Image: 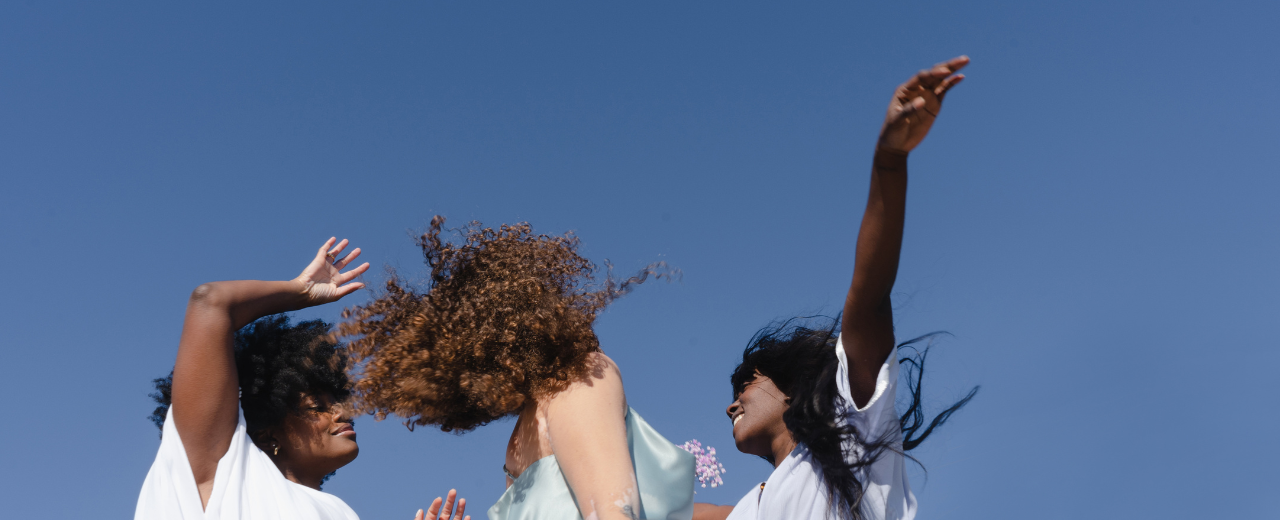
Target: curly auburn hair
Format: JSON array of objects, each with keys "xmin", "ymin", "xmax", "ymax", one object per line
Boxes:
[
  {"xmin": 337, "ymin": 216, "xmax": 669, "ymax": 432},
  {"xmin": 149, "ymin": 314, "xmax": 351, "ymax": 442}
]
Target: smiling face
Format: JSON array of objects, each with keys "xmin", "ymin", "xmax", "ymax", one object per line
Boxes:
[
  {"xmin": 726, "ymin": 372, "xmax": 794, "ymax": 464},
  {"xmin": 260, "ymin": 393, "xmax": 359, "ymax": 487}
]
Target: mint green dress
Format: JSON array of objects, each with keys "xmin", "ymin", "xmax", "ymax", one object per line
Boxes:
[{"xmin": 487, "ymin": 408, "xmax": 695, "ymax": 520}]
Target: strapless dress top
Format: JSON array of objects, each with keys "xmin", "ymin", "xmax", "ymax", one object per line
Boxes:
[{"xmin": 487, "ymin": 408, "xmax": 695, "ymax": 520}]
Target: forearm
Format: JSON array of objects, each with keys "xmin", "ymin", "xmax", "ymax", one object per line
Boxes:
[
  {"xmin": 188, "ymin": 279, "xmax": 310, "ymax": 330},
  {"xmin": 846, "ymin": 149, "xmax": 908, "ymax": 317},
  {"xmin": 693, "ymin": 504, "xmax": 735, "ymax": 520}
]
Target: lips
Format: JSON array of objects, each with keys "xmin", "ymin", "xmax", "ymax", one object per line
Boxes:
[
  {"xmin": 733, "ymin": 414, "xmax": 743, "ymax": 426},
  {"xmin": 334, "ymin": 424, "xmax": 355, "ymax": 436}
]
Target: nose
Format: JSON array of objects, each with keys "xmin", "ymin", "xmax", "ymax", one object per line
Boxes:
[
  {"xmin": 726, "ymin": 400, "xmax": 741, "ymax": 420},
  {"xmin": 333, "ymin": 401, "xmax": 355, "ymax": 423}
]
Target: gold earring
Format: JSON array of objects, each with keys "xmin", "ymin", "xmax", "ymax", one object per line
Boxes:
[{"xmin": 272, "ymin": 444, "xmax": 279, "ymax": 456}]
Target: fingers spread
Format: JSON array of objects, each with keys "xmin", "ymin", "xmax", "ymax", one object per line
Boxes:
[
  {"xmin": 439, "ymin": 489, "xmax": 457, "ymax": 519},
  {"xmin": 334, "ymin": 247, "xmax": 362, "ymax": 269},
  {"xmin": 933, "ymin": 55, "xmax": 970, "ymax": 73},
  {"xmin": 336, "ymin": 282, "xmax": 366, "ymax": 298},
  {"xmin": 327, "ymin": 238, "xmax": 350, "ymax": 258},
  {"xmin": 335, "ymin": 262, "xmax": 371, "ymax": 286},
  {"xmin": 935, "ymin": 74, "xmax": 965, "ymax": 100},
  {"xmin": 453, "ymin": 498, "xmax": 467, "ymax": 520},
  {"xmin": 911, "ymin": 55, "xmax": 969, "ymax": 89}
]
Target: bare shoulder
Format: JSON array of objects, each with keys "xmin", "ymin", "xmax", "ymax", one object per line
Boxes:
[
  {"xmin": 547, "ymin": 351, "xmax": 627, "ymax": 415},
  {"xmin": 586, "ymin": 351, "xmax": 622, "ymax": 379}
]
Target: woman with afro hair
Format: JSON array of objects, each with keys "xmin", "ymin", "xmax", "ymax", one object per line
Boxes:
[
  {"xmin": 136, "ymin": 237, "xmax": 471, "ymax": 520},
  {"xmin": 338, "ymin": 219, "xmax": 696, "ymax": 520},
  {"xmin": 694, "ymin": 56, "xmax": 978, "ymax": 520}
]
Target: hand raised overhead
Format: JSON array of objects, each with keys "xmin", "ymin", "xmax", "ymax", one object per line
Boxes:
[
  {"xmin": 877, "ymin": 55, "xmax": 969, "ymax": 154},
  {"xmin": 414, "ymin": 489, "xmax": 469, "ymax": 520},
  {"xmin": 294, "ymin": 237, "xmax": 371, "ymax": 306}
]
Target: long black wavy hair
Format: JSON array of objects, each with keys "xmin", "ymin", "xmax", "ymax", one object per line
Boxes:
[
  {"xmin": 730, "ymin": 316, "xmax": 978, "ymax": 520},
  {"xmin": 149, "ymin": 314, "xmax": 351, "ymax": 443}
]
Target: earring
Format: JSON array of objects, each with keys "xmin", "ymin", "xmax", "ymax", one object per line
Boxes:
[{"xmin": 272, "ymin": 444, "xmax": 279, "ymax": 456}]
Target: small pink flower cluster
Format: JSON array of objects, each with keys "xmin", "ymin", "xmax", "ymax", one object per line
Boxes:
[{"xmin": 679, "ymin": 439, "xmax": 727, "ymax": 488}]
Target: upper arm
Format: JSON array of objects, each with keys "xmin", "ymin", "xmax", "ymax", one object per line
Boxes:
[
  {"xmin": 545, "ymin": 352, "xmax": 638, "ymax": 520},
  {"xmin": 170, "ymin": 284, "xmax": 242, "ymax": 498},
  {"xmin": 841, "ymin": 294, "xmax": 896, "ymax": 408}
]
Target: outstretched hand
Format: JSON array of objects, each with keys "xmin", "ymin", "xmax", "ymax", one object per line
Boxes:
[
  {"xmin": 294, "ymin": 237, "xmax": 370, "ymax": 306},
  {"xmin": 414, "ymin": 489, "xmax": 469, "ymax": 520},
  {"xmin": 877, "ymin": 55, "xmax": 969, "ymax": 154}
]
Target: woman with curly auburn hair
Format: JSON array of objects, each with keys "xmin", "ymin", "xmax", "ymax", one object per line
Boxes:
[
  {"xmin": 338, "ymin": 218, "xmax": 696, "ymax": 520},
  {"xmin": 135, "ymin": 238, "xmax": 470, "ymax": 520}
]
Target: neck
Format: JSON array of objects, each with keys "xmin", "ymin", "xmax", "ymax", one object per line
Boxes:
[
  {"xmin": 275, "ymin": 460, "xmax": 325, "ymax": 490},
  {"xmin": 769, "ymin": 433, "xmax": 798, "ymax": 468}
]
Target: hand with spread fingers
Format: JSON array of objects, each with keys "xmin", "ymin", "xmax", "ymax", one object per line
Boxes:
[
  {"xmin": 414, "ymin": 489, "xmax": 470, "ymax": 520},
  {"xmin": 294, "ymin": 237, "xmax": 371, "ymax": 306},
  {"xmin": 877, "ymin": 55, "xmax": 969, "ymax": 154}
]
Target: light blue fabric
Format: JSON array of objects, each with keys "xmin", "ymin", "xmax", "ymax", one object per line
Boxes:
[{"xmin": 487, "ymin": 408, "xmax": 695, "ymax": 520}]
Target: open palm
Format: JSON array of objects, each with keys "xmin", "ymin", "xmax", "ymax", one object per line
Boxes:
[
  {"xmin": 295, "ymin": 237, "xmax": 370, "ymax": 306},
  {"xmin": 878, "ymin": 55, "xmax": 969, "ymax": 154}
]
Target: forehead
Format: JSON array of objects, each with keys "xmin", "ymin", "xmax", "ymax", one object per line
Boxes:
[
  {"xmin": 735, "ymin": 371, "xmax": 774, "ymax": 394},
  {"xmin": 299, "ymin": 392, "xmax": 337, "ymax": 405}
]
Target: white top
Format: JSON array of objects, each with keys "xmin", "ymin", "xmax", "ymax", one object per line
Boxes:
[
  {"xmin": 135, "ymin": 407, "xmax": 360, "ymax": 520},
  {"xmin": 725, "ymin": 334, "xmax": 915, "ymax": 520}
]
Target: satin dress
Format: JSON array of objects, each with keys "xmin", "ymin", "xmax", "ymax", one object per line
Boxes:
[{"xmin": 488, "ymin": 408, "xmax": 695, "ymax": 520}]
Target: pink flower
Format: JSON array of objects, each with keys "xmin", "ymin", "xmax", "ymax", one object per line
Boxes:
[{"xmin": 679, "ymin": 439, "xmax": 727, "ymax": 488}]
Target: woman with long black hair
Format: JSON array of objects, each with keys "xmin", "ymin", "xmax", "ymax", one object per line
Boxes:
[{"xmin": 695, "ymin": 56, "xmax": 977, "ymax": 520}]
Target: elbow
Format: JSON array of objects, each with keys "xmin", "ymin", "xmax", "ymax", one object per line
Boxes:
[{"xmin": 188, "ymin": 283, "xmax": 226, "ymax": 308}]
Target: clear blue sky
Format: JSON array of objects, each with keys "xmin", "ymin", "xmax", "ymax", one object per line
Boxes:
[{"xmin": 2, "ymin": 1, "xmax": 1277, "ymax": 518}]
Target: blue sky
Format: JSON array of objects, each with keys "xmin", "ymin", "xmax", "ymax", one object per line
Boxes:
[{"xmin": 1, "ymin": 1, "xmax": 1277, "ymax": 518}]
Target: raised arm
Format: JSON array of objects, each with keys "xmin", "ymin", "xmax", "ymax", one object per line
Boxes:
[
  {"xmin": 171, "ymin": 238, "xmax": 369, "ymax": 508},
  {"xmin": 544, "ymin": 353, "xmax": 639, "ymax": 520},
  {"xmin": 841, "ymin": 57, "xmax": 968, "ymax": 408}
]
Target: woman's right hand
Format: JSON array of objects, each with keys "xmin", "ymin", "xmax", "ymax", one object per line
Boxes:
[
  {"xmin": 293, "ymin": 237, "xmax": 370, "ymax": 306},
  {"xmin": 414, "ymin": 489, "xmax": 469, "ymax": 520}
]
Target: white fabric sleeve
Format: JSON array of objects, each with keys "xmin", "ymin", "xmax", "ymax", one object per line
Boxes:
[{"xmin": 835, "ymin": 333, "xmax": 900, "ymax": 439}]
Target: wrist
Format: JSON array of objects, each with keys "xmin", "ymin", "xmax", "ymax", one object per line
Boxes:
[
  {"xmin": 289, "ymin": 278, "xmax": 315, "ymax": 304},
  {"xmin": 872, "ymin": 147, "xmax": 908, "ymax": 171}
]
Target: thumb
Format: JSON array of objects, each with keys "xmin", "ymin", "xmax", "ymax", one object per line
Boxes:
[{"xmin": 903, "ymin": 97, "xmax": 926, "ymax": 114}]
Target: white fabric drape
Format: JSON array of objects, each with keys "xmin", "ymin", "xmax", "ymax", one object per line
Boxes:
[{"xmin": 135, "ymin": 407, "xmax": 360, "ymax": 520}]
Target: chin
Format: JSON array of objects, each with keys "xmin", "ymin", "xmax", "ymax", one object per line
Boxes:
[{"xmin": 333, "ymin": 441, "xmax": 360, "ymax": 468}]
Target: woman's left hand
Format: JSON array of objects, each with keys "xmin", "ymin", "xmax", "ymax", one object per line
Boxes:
[
  {"xmin": 414, "ymin": 489, "xmax": 469, "ymax": 520},
  {"xmin": 294, "ymin": 237, "xmax": 370, "ymax": 306},
  {"xmin": 877, "ymin": 55, "xmax": 969, "ymax": 154}
]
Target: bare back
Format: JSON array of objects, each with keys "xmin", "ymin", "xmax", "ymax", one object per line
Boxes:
[{"xmin": 504, "ymin": 352, "xmax": 638, "ymax": 520}]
